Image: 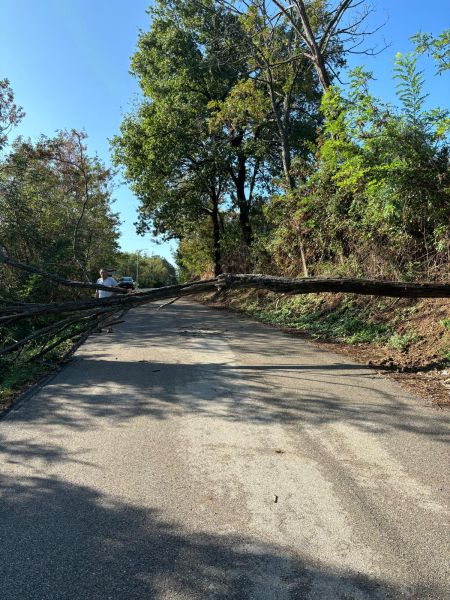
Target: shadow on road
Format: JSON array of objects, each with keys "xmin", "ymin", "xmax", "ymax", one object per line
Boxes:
[
  {"xmin": 0, "ymin": 300, "xmax": 447, "ymax": 485},
  {"xmin": 0, "ymin": 472, "xmax": 409, "ymax": 600},
  {"xmin": 2, "ymin": 356, "xmax": 448, "ymax": 441}
]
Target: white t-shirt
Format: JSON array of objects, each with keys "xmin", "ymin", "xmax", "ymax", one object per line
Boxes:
[{"xmin": 97, "ymin": 276, "xmax": 118, "ymax": 298}]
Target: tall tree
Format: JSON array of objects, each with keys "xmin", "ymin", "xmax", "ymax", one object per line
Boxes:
[
  {"xmin": 111, "ymin": 0, "xmax": 280, "ymax": 272},
  {"xmin": 111, "ymin": 89, "xmax": 228, "ymax": 275},
  {"xmin": 297, "ymin": 54, "xmax": 450, "ymax": 277},
  {"xmin": 202, "ymin": 0, "xmax": 328, "ymax": 274}
]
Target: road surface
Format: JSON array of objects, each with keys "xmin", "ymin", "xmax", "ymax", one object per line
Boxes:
[{"xmin": 1, "ymin": 300, "xmax": 449, "ymax": 599}]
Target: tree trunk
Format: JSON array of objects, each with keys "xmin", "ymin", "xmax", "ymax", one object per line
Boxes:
[
  {"xmin": 279, "ymin": 95, "xmax": 308, "ymax": 277},
  {"xmin": 297, "ymin": 227, "xmax": 308, "ymax": 278},
  {"xmin": 234, "ymin": 158, "xmax": 253, "ymax": 249},
  {"xmin": 290, "ymin": 0, "xmax": 332, "ymax": 92},
  {"xmin": 8, "ymin": 270, "xmax": 450, "ymax": 368},
  {"xmin": 280, "ymin": 132, "xmax": 295, "ymax": 191},
  {"xmin": 211, "ymin": 191, "xmax": 223, "ymax": 277}
]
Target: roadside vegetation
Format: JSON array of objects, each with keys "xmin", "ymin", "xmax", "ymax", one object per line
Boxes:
[
  {"xmin": 0, "ymin": 82, "xmax": 176, "ymax": 408},
  {"xmin": 114, "ymin": 252, "xmax": 178, "ymax": 288},
  {"xmin": 111, "ymin": 3, "xmax": 449, "ymax": 286}
]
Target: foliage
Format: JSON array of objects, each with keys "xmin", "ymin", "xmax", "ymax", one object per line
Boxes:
[
  {"xmin": 0, "ymin": 130, "xmax": 120, "ymax": 302},
  {"xmin": 0, "ymin": 338, "xmax": 73, "ymax": 407},
  {"xmin": 411, "ymin": 29, "xmax": 450, "ymax": 75},
  {"xmin": 0, "ymin": 91, "xmax": 122, "ymax": 398},
  {"xmin": 387, "ymin": 330, "xmax": 420, "ymax": 352},
  {"xmin": 295, "ymin": 51, "xmax": 450, "ymax": 279},
  {"xmin": 175, "ymin": 221, "xmax": 216, "ymax": 281},
  {"xmin": 0, "ymin": 78, "xmax": 25, "ymax": 151},
  {"xmin": 2, "ymin": 12, "xmax": 450, "ymax": 398},
  {"xmin": 110, "ymin": 0, "xmax": 251, "ymax": 275},
  {"xmin": 440, "ymin": 318, "xmax": 450, "ymax": 330},
  {"xmin": 230, "ymin": 291, "xmax": 391, "ymax": 344},
  {"xmin": 111, "ymin": 1, "xmax": 333, "ymax": 277}
]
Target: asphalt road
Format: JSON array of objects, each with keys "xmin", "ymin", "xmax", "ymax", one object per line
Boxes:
[{"xmin": 1, "ymin": 300, "xmax": 449, "ymax": 600}]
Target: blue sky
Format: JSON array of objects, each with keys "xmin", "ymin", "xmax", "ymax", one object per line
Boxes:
[{"xmin": 1, "ymin": 0, "xmax": 449, "ymax": 266}]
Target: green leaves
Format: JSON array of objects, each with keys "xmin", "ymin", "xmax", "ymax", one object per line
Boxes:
[
  {"xmin": 114, "ymin": 252, "xmax": 177, "ymax": 288},
  {"xmin": 298, "ymin": 43, "xmax": 450, "ymax": 274},
  {"xmin": 393, "ymin": 53, "xmax": 428, "ymax": 124},
  {"xmin": 1, "ymin": 130, "xmax": 120, "ymax": 300},
  {"xmin": 0, "ymin": 78, "xmax": 25, "ymax": 150},
  {"xmin": 410, "ymin": 29, "xmax": 450, "ymax": 76}
]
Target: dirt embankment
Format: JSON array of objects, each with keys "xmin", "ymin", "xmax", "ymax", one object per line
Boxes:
[{"xmin": 198, "ymin": 289, "xmax": 450, "ymax": 408}]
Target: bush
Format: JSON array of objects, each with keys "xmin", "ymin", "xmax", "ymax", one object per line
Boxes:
[{"xmin": 387, "ymin": 330, "xmax": 421, "ymax": 352}]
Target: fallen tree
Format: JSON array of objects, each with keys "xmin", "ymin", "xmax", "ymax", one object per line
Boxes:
[
  {"xmin": 0, "ymin": 252, "xmax": 129, "ymax": 295},
  {"xmin": 2, "ymin": 267, "xmax": 450, "ymax": 363},
  {"xmin": 3, "ymin": 273, "xmax": 450, "ymax": 324}
]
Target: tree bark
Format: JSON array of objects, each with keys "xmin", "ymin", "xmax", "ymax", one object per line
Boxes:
[
  {"xmin": 267, "ymin": 82, "xmax": 308, "ymax": 276},
  {"xmin": 211, "ymin": 190, "xmax": 223, "ymax": 276},
  {"xmin": 216, "ymin": 274, "xmax": 450, "ymax": 298},
  {"xmin": 4, "ymin": 272, "xmax": 450, "ymax": 366},
  {"xmin": 234, "ymin": 157, "xmax": 253, "ymax": 248},
  {"xmin": 293, "ymin": 0, "xmax": 332, "ymax": 91}
]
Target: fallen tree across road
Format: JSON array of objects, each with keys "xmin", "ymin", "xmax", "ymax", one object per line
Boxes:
[
  {"xmin": 2, "ymin": 270, "xmax": 450, "ymax": 366},
  {"xmin": 3, "ymin": 273, "xmax": 450, "ymax": 326},
  {"xmin": 214, "ymin": 274, "xmax": 450, "ymax": 299}
]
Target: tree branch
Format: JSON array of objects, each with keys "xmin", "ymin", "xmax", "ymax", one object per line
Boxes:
[{"xmin": 0, "ymin": 250, "xmax": 128, "ymax": 294}]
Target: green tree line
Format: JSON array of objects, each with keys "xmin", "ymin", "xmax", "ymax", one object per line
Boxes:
[
  {"xmin": 0, "ymin": 80, "xmax": 178, "ymax": 305},
  {"xmin": 110, "ymin": 1, "xmax": 449, "ymax": 283},
  {"xmin": 0, "ymin": 91, "xmax": 120, "ymax": 304}
]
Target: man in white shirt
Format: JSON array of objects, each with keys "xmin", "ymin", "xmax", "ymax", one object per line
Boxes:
[{"xmin": 95, "ymin": 268, "xmax": 118, "ymax": 332}]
